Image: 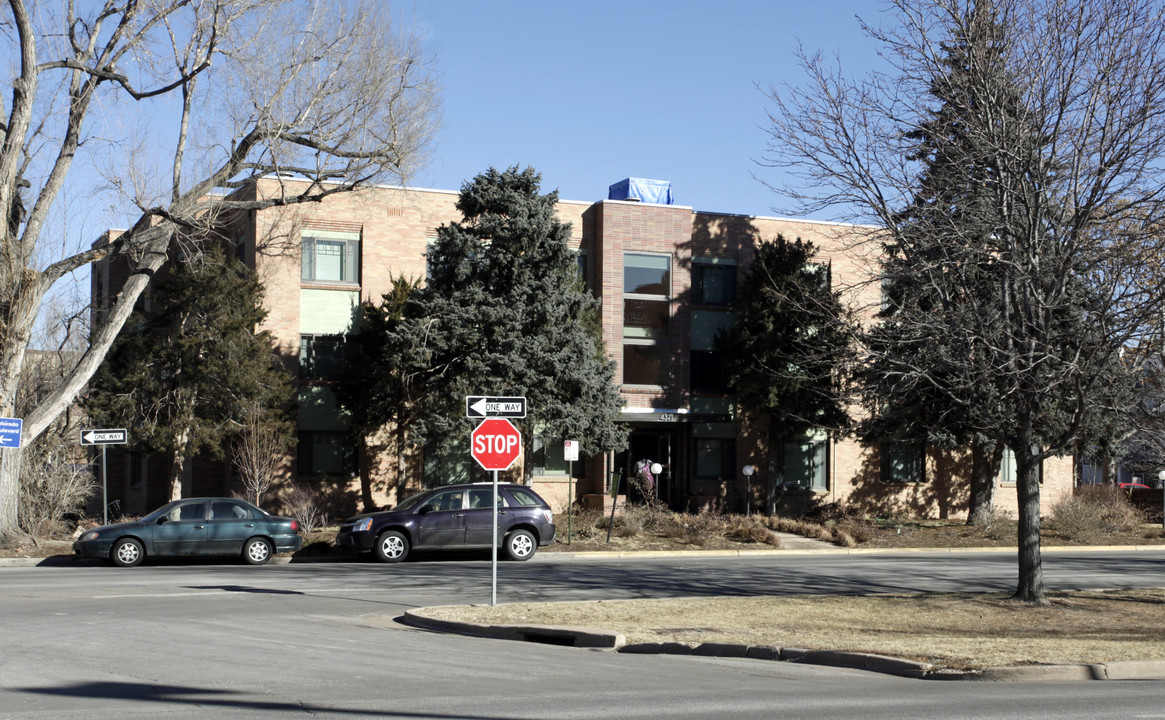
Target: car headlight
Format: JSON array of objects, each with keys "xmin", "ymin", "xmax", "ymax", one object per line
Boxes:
[
  {"xmin": 79, "ymin": 531, "xmax": 100, "ymax": 543},
  {"xmin": 351, "ymin": 518, "xmax": 373, "ymax": 533}
]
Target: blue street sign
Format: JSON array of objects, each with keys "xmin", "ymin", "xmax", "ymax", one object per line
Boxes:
[{"xmin": 0, "ymin": 417, "xmax": 23, "ymax": 449}]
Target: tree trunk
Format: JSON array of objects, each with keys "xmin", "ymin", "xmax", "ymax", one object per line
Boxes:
[
  {"xmin": 0, "ymin": 228, "xmax": 172, "ymax": 540},
  {"xmin": 359, "ymin": 439, "xmax": 375, "ymax": 513},
  {"xmin": 0, "ymin": 447, "xmax": 23, "ymax": 543},
  {"xmin": 764, "ymin": 416, "xmax": 782, "ymax": 516},
  {"xmin": 968, "ymin": 441, "xmax": 1001, "ymax": 525},
  {"xmin": 168, "ymin": 430, "xmax": 192, "ymax": 503},
  {"xmin": 1013, "ymin": 446, "xmax": 1047, "ymax": 604}
]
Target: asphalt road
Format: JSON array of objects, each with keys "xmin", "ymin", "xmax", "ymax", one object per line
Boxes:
[{"xmin": 2, "ymin": 550, "xmax": 1164, "ymax": 719}]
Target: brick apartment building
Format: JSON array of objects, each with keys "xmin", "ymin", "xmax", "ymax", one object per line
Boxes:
[{"xmin": 92, "ymin": 176, "xmax": 1073, "ymax": 520}]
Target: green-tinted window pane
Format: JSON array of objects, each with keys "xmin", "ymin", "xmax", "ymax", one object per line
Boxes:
[
  {"xmin": 624, "ymin": 343, "xmax": 669, "ymax": 386},
  {"xmin": 882, "ymin": 442, "xmax": 924, "ymax": 483},
  {"xmin": 695, "ymin": 264, "xmax": 735, "ymax": 305},
  {"xmin": 624, "ymin": 253, "xmax": 670, "ymax": 295},
  {"xmin": 695, "ymin": 438, "xmax": 734, "ymax": 478},
  {"xmin": 623, "ymin": 299, "xmax": 669, "ymax": 338},
  {"xmin": 784, "ymin": 440, "xmax": 827, "ymax": 490}
]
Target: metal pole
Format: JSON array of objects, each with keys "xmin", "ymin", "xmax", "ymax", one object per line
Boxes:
[
  {"xmin": 101, "ymin": 446, "xmax": 108, "ymax": 525},
  {"xmin": 606, "ymin": 470, "xmax": 620, "ymax": 543},
  {"xmin": 567, "ymin": 459, "xmax": 573, "ymax": 545},
  {"xmin": 491, "ymin": 469, "xmax": 498, "ymax": 606}
]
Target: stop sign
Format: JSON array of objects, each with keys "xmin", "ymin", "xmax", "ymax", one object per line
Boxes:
[{"xmin": 470, "ymin": 418, "xmax": 522, "ymax": 471}]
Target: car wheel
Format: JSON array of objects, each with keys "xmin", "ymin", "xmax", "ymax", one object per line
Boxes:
[
  {"xmin": 374, "ymin": 530, "xmax": 409, "ymax": 563},
  {"xmin": 111, "ymin": 538, "xmax": 144, "ymax": 567},
  {"xmin": 504, "ymin": 529, "xmax": 536, "ymax": 561},
  {"xmin": 243, "ymin": 538, "xmax": 273, "ymax": 565}
]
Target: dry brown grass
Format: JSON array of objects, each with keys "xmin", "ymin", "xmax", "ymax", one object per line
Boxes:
[{"xmin": 417, "ymin": 588, "xmax": 1165, "ymax": 671}]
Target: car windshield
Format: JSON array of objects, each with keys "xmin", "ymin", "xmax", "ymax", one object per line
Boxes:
[
  {"xmin": 393, "ymin": 492, "xmax": 431, "ymax": 512},
  {"xmin": 140, "ymin": 502, "xmax": 179, "ymax": 523}
]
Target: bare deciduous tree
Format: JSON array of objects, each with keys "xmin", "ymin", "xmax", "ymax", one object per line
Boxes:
[
  {"xmin": 762, "ymin": 0, "xmax": 1165, "ymax": 603},
  {"xmin": 231, "ymin": 399, "xmax": 289, "ymax": 507},
  {"xmin": 0, "ymin": 0, "xmax": 440, "ymax": 541}
]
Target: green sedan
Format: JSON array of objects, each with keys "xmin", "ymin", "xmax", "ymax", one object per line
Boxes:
[{"xmin": 73, "ymin": 497, "xmax": 302, "ymax": 567}]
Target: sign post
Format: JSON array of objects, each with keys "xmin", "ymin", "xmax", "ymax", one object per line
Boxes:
[
  {"xmin": 470, "ymin": 416, "xmax": 523, "ymax": 606},
  {"xmin": 81, "ymin": 428, "xmax": 129, "ymax": 524},
  {"xmin": 564, "ymin": 440, "xmax": 579, "ymax": 544}
]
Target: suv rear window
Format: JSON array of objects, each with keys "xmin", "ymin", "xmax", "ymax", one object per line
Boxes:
[{"xmin": 507, "ymin": 488, "xmax": 543, "ymax": 507}]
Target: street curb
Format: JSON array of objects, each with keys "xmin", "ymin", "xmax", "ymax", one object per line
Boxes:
[
  {"xmin": 399, "ymin": 608, "xmax": 625, "ymax": 649},
  {"xmin": 399, "ymin": 606, "xmax": 1165, "ymax": 682},
  {"xmin": 542, "ymin": 544, "xmax": 1165, "ymax": 560},
  {"xmin": 3, "ymin": 543, "xmax": 1164, "ymax": 567}
]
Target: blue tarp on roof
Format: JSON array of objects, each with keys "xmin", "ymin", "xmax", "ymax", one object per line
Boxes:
[{"xmin": 608, "ymin": 178, "xmax": 674, "ymax": 205}]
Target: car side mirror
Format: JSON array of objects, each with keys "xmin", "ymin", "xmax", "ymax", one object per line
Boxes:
[
  {"xmin": 156, "ymin": 517, "xmax": 168, "ymax": 525},
  {"xmin": 418, "ymin": 505, "xmax": 434, "ymax": 515}
]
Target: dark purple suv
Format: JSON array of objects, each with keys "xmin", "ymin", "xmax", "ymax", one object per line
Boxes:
[{"xmin": 334, "ymin": 482, "xmax": 556, "ymax": 562}]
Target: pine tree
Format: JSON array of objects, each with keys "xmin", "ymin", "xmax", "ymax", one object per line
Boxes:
[
  {"xmin": 852, "ymin": 1, "xmax": 1135, "ymax": 599},
  {"xmin": 717, "ymin": 235, "xmax": 851, "ymax": 497},
  {"xmin": 365, "ymin": 166, "xmax": 626, "ymax": 482},
  {"xmin": 87, "ymin": 247, "xmax": 291, "ymax": 501}
]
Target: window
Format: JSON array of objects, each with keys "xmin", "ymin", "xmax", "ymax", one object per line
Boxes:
[
  {"xmin": 299, "ymin": 334, "xmax": 347, "ymax": 381},
  {"xmin": 781, "ymin": 436, "xmax": 829, "ymax": 490},
  {"xmin": 690, "ymin": 310, "xmax": 735, "ymax": 394},
  {"xmin": 532, "ymin": 436, "xmax": 584, "ymax": 477},
  {"xmin": 302, "ymin": 232, "xmax": 360, "ymax": 284},
  {"xmin": 577, "ymin": 248, "xmax": 588, "ymax": 285},
  {"xmin": 423, "ymin": 441, "xmax": 472, "ymax": 487},
  {"xmin": 881, "ymin": 441, "xmax": 925, "ymax": 483},
  {"xmin": 508, "ymin": 488, "xmax": 544, "ymax": 507},
  {"xmin": 624, "ymin": 253, "xmax": 670, "ymax": 386},
  {"xmin": 426, "ymin": 489, "xmax": 465, "ymax": 511},
  {"xmin": 695, "ymin": 438, "xmax": 735, "ymax": 478},
  {"xmin": 468, "ymin": 488, "xmax": 504, "ymax": 509},
  {"xmin": 999, "ymin": 447, "xmax": 1043, "ymax": 485},
  {"xmin": 624, "ymin": 253, "xmax": 670, "ymax": 294},
  {"xmin": 623, "ymin": 342, "xmax": 670, "ymax": 386},
  {"xmin": 693, "ymin": 261, "xmax": 736, "ymax": 306},
  {"xmin": 176, "ymin": 502, "xmax": 207, "ymax": 521},
  {"xmin": 297, "ymin": 431, "xmax": 357, "ymax": 476},
  {"xmin": 690, "ymin": 350, "xmax": 729, "ymax": 393},
  {"xmin": 211, "ymin": 501, "xmax": 252, "ymax": 520}
]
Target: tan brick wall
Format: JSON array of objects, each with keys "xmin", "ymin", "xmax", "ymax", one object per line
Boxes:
[{"xmin": 223, "ymin": 179, "xmax": 1077, "ymax": 519}]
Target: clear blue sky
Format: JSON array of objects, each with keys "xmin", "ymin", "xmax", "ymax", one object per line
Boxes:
[{"xmin": 403, "ymin": 0, "xmax": 886, "ymax": 220}]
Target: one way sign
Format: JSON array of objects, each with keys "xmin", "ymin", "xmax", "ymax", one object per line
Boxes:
[
  {"xmin": 465, "ymin": 396, "xmax": 527, "ymax": 419},
  {"xmin": 80, "ymin": 428, "xmax": 128, "ymax": 446}
]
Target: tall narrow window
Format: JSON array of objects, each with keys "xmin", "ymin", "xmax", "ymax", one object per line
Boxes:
[
  {"xmin": 623, "ymin": 253, "xmax": 670, "ymax": 386},
  {"xmin": 302, "ymin": 231, "xmax": 360, "ymax": 284},
  {"xmin": 693, "ymin": 258, "xmax": 736, "ymax": 306},
  {"xmin": 781, "ymin": 435, "xmax": 829, "ymax": 490},
  {"xmin": 881, "ymin": 441, "xmax": 925, "ymax": 483}
]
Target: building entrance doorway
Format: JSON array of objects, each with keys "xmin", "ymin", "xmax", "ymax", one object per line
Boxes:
[{"xmin": 616, "ymin": 430, "xmax": 678, "ymax": 508}]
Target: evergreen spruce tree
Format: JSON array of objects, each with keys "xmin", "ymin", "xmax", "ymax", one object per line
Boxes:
[
  {"xmin": 859, "ymin": 1, "xmax": 1015, "ymax": 522},
  {"xmin": 717, "ymin": 235, "xmax": 851, "ymax": 500},
  {"xmin": 370, "ymin": 166, "xmax": 626, "ymax": 481},
  {"xmin": 87, "ymin": 247, "xmax": 291, "ymax": 501}
]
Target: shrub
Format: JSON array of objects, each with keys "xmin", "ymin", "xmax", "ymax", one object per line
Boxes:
[
  {"xmin": 19, "ymin": 435, "xmax": 96, "ymax": 536},
  {"xmin": 724, "ymin": 515, "xmax": 778, "ymax": 545},
  {"xmin": 282, "ymin": 483, "xmax": 327, "ymax": 534},
  {"xmin": 1049, "ymin": 486, "xmax": 1144, "ymax": 539},
  {"xmin": 969, "ymin": 505, "xmax": 1016, "ymax": 542}
]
